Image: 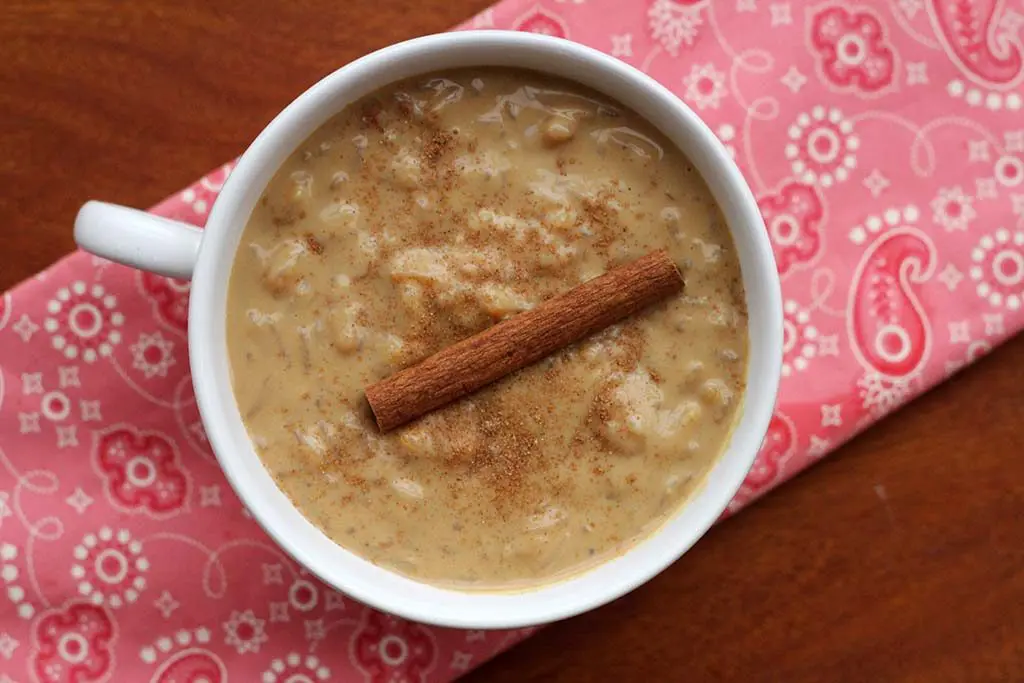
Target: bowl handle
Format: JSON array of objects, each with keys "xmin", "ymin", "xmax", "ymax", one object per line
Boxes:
[{"xmin": 74, "ymin": 200, "xmax": 203, "ymax": 280}]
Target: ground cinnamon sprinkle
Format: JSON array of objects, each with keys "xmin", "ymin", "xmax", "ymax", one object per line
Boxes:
[
  {"xmin": 612, "ymin": 322, "xmax": 647, "ymax": 370},
  {"xmin": 481, "ymin": 420, "xmax": 535, "ymax": 508},
  {"xmin": 229, "ymin": 68, "xmax": 748, "ymax": 586},
  {"xmin": 360, "ymin": 99, "xmax": 385, "ymax": 132},
  {"xmin": 343, "ymin": 472, "xmax": 369, "ymax": 493},
  {"xmin": 305, "ymin": 233, "xmax": 324, "ymax": 255},
  {"xmin": 581, "ymin": 193, "xmax": 614, "ymax": 229},
  {"xmin": 422, "ymin": 130, "xmax": 454, "ymax": 166}
]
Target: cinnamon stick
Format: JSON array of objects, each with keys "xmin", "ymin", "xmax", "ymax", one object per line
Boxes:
[{"xmin": 364, "ymin": 249, "xmax": 684, "ymax": 432}]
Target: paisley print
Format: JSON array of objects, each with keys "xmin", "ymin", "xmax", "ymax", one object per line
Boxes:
[
  {"xmin": 848, "ymin": 228, "xmax": 938, "ymax": 377},
  {"xmin": 928, "ymin": 0, "xmax": 1024, "ymax": 87},
  {"xmin": 743, "ymin": 412, "xmax": 798, "ymax": 492},
  {"xmin": 512, "ymin": 4, "xmax": 570, "ymax": 38},
  {"xmin": 151, "ymin": 649, "xmax": 227, "ymax": 683}
]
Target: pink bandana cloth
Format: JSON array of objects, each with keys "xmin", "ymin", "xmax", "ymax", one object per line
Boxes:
[{"xmin": 1, "ymin": 1, "xmax": 1022, "ymax": 681}]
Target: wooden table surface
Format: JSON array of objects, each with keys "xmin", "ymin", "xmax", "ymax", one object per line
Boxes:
[{"xmin": 3, "ymin": 2, "xmax": 1022, "ymax": 681}]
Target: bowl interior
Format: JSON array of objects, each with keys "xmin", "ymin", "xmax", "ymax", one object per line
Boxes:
[{"xmin": 189, "ymin": 30, "xmax": 782, "ymax": 629}]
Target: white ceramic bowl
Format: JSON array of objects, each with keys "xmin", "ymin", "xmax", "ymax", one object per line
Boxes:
[{"xmin": 74, "ymin": 30, "xmax": 783, "ymax": 629}]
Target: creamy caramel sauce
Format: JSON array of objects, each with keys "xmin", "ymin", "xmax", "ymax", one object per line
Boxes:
[{"xmin": 226, "ymin": 68, "xmax": 747, "ymax": 589}]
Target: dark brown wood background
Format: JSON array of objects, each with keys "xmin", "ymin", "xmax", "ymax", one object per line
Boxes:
[{"xmin": 3, "ymin": 2, "xmax": 1022, "ymax": 681}]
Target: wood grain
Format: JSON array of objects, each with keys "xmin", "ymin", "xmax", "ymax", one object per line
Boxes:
[{"xmin": 3, "ymin": 2, "xmax": 1022, "ymax": 681}]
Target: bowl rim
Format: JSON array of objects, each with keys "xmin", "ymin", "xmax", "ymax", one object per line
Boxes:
[{"xmin": 188, "ymin": 29, "xmax": 783, "ymax": 629}]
